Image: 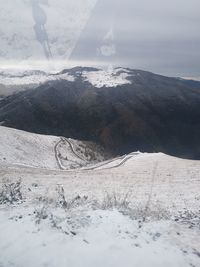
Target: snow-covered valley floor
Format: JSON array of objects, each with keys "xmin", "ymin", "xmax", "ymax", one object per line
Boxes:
[{"xmin": 0, "ymin": 126, "xmax": 199, "ymax": 267}]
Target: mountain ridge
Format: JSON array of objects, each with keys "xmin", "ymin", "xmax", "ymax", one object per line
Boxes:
[{"xmin": 0, "ymin": 67, "xmax": 200, "ymax": 159}]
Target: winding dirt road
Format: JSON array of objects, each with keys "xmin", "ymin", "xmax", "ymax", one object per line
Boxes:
[
  {"xmin": 54, "ymin": 137, "xmax": 87, "ymax": 170},
  {"xmin": 54, "ymin": 137, "xmax": 137, "ymax": 171}
]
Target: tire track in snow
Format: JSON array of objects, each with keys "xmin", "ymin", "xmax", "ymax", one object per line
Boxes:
[{"xmin": 84, "ymin": 154, "xmax": 134, "ymax": 171}]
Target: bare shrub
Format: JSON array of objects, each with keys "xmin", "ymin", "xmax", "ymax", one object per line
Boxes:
[
  {"xmin": 34, "ymin": 206, "xmax": 49, "ymax": 224},
  {"xmin": 144, "ymin": 203, "xmax": 170, "ymax": 221},
  {"xmin": 174, "ymin": 210, "xmax": 200, "ymax": 228},
  {"xmin": 34, "ymin": 194, "xmax": 54, "ymax": 224},
  {"xmin": 100, "ymin": 192, "xmax": 131, "ymax": 211},
  {"xmin": 56, "ymin": 184, "xmax": 88, "ymax": 209},
  {"xmin": 34, "ymin": 205, "xmax": 61, "ymax": 227},
  {"xmin": 34, "ymin": 185, "xmax": 90, "ymax": 226},
  {"xmin": 97, "ymin": 191, "xmax": 170, "ymax": 223},
  {"xmin": 0, "ymin": 179, "xmax": 22, "ymax": 204},
  {"xmin": 56, "ymin": 185, "xmax": 68, "ymax": 208}
]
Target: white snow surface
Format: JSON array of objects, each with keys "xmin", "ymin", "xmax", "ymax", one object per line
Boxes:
[
  {"xmin": 82, "ymin": 68, "xmax": 132, "ymax": 88},
  {"xmin": 0, "ymin": 68, "xmax": 134, "ymax": 95},
  {"xmin": 0, "ymin": 126, "xmax": 106, "ymax": 170},
  {"xmin": 0, "ymin": 126, "xmax": 200, "ymax": 267},
  {"xmin": 0, "ymin": 207, "xmax": 199, "ymax": 267},
  {"xmin": 0, "ymin": 72, "xmax": 75, "ymax": 86},
  {"xmin": 0, "ymin": 67, "xmax": 135, "ymax": 99},
  {"xmin": 0, "ymin": 126, "xmax": 60, "ymax": 169}
]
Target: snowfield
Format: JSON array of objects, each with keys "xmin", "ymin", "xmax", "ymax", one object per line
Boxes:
[
  {"xmin": 0, "ymin": 67, "xmax": 134, "ymax": 96},
  {"xmin": 82, "ymin": 68, "xmax": 132, "ymax": 88},
  {"xmin": 0, "ymin": 71, "xmax": 75, "ymax": 86},
  {"xmin": 0, "ymin": 126, "xmax": 60, "ymax": 169},
  {"xmin": 0, "ymin": 207, "xmax": 199, "ymax": 267},
  {"xmin": 0, "ymin": 126, "xmax": 199, "ymax": 267},
  {"xmin": 0, "ymin": 126, "xmax": 108, "ymax": 170},
  {"xmin": 0, "ymin": 70, "xmax": 75, "ymax": 97}
]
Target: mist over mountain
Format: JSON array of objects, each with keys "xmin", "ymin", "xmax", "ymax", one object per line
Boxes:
[
  {"xmin": 0, "ymin": 0, "xmax": 200, "ymax": 78},
  {"xmin": 0, "ymin": 67, "xmax": 200, "ymax": 159}
]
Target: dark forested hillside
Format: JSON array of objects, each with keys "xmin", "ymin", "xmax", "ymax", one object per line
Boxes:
[{"xmin": 0, "ymin": 68, "xmax": 200, "ymax": 159}]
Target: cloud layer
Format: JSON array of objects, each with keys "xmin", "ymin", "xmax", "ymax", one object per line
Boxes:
[{"xmin": 0, "ymin": 0, "xmax": 199, "ymax": 77}]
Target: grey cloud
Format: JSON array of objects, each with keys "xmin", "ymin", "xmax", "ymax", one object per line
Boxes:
[
  {"xmin": 71, "ymin": 0, "xmax": 200, "ymax": 77},
  {"xmin": 0, "ymin": 0, "xmax": 199, "ymax": 78}
]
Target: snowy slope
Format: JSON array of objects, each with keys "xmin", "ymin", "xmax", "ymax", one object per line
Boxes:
[
  {"xmin": 0, "ymin": 67, "xmax": 134, "ymax": 96},
  {"xmin": 0, "ymin": 126, "xmax": 199, "ymax": 267},
  {"xmin": 0, "ymin": 126, "xmax": 60, "ymax": 169},
  {"xmin": 0, "ymin": 71, "xmax": 75, "ymax": 86},
  {"xmin": 0, "ymin": 70, "xmax": 75, "ymax": 96},
  {"xmin": 0, "ymin": 207, "xmax": 199, "ymax": 267},
  {"xmin": 0, "ymin": 152, "xmax": 200, "ymax": 267},
  {"xmin": 0, "ymin": 126, "xmax": 108, "ymax": 169},
  {"xmin": 0, "ymin": 67, "xmax": 132, "ymax": 87},
  {"xmin": 82, "ymin": 68, "xmax": 132, "ymax": 87},
  {"xmin": 1, "ymin": 67, "xmax": 199, "ymax": 98}
]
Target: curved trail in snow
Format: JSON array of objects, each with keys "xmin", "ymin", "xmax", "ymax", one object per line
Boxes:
[
  {"xmin": 83, "ymin": 155, "xmax": 125, "ymax": 170},
  {"xmin": 61, "ymin": 137, "xmax": 86, "ymax": 161},
  {"xmin": 103, "ymin": 154, "xmax": 134, "ymax": 170},
  {"xmin": 84, "ymin": 154, "xmax": 135, "ymax": 171},
  {"xmin": 54, "ymin": 137, "xmax": 87, "ymax": 170},
  {"xmin": 54, "ymin": 137, "xmax": 136, "ymax": 171}
]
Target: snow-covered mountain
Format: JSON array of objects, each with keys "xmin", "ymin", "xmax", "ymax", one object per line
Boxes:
[
  {"xmin": 0, "ymin": 67, "xmax": 133, "ymax": 96},
  {"xmin": 0, "ymin": 69, "xmax": 75, "ymax": 96},
  {"xmin": 1, "ymin": 67, "xmax": 200, "ymax": 159},
  {"xmin": 1, "ymin": 66, "xmax": 200, "ymax": 97}
]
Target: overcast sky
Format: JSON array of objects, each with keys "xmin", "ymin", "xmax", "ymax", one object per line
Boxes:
[
  {"xmin": 0, "ymin": 0, "xmax": 200, "ymax": 78},
  {"xmin": 71, "ymin": 0, "xmax": 200, "ymax": 77}
]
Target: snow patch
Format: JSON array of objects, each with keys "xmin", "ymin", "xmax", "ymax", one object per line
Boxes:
[
  {"xmin": 0, "ymin": 72, "xmax": 75, "ymax": 86},
  {"xmin": 82, "ymin": 69, "xmax": 132, "ymax": 88}
]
